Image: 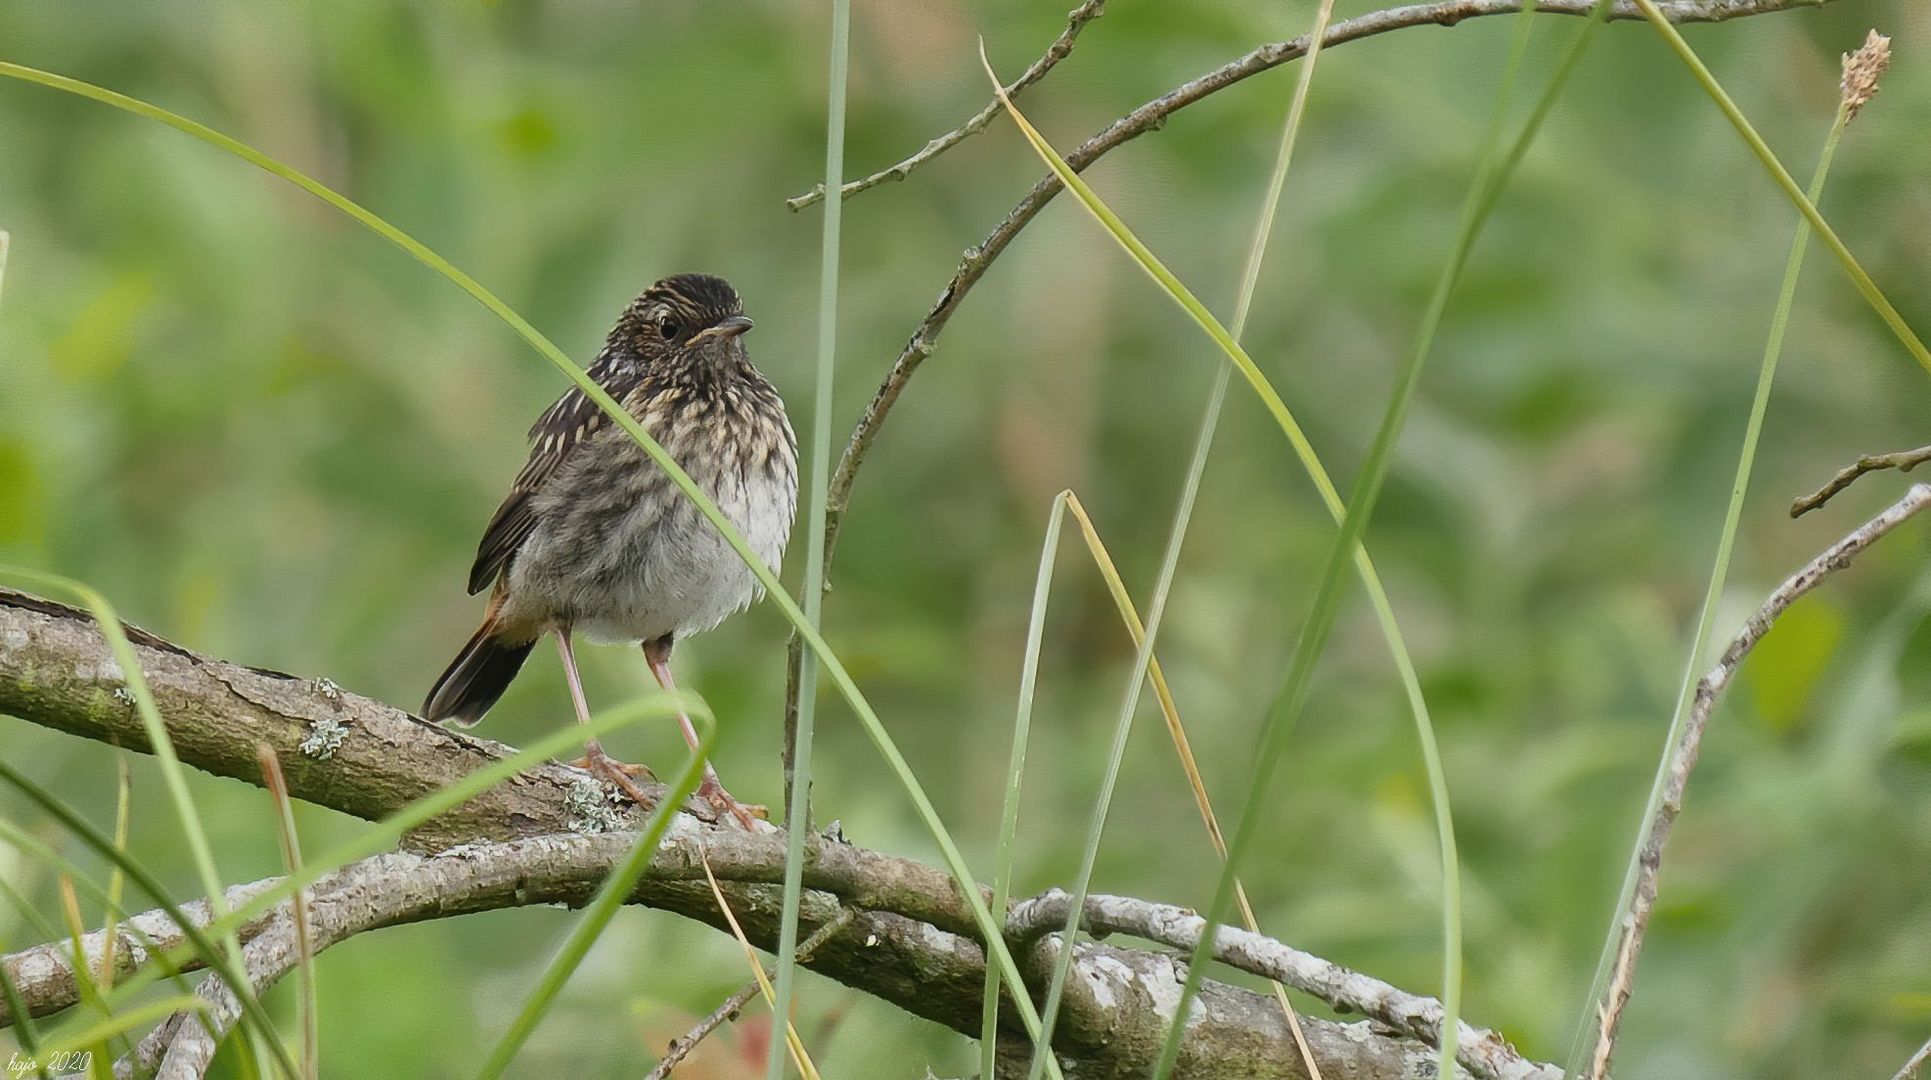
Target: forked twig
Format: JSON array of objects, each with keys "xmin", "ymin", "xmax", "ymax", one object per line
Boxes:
[
  {"xmin": 785, "ymin": 0, "xmax": 1108, "ymax": 211},
  {"xmin": 1791, "ymin": 444, "xmax": 1931, "ymax": 518},
  {"xmin": 643, "ymin": 911, "xmax": 852, "ymax": 1080}
]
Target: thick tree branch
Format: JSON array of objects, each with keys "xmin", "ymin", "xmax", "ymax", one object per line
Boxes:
[
  {"xmin": 0, "ymin": 587, "xmax": 713, "ymax": 851},
  {"xmin": 1587, "ymin": 484, "xmax": 1931, "ymax": 1077},
  {"xmin": 819, "ymin": 0, "xmax": 1839, "ymax": 582},
  {"xmin": 0, "ymin": 588, "xmax": 1539, "ymax": 1077}
]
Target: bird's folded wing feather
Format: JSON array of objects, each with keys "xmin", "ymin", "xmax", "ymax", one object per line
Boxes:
[{"xmin": 466, "ymin": 354, "xmax": 644, "ymax": 595}]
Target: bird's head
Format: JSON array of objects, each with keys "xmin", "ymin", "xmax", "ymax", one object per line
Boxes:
[{"xmin": 615, "ymin": 273, "xmax": 755, "ymax": 373}]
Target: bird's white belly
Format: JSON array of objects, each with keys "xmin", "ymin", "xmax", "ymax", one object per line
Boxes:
[{"xmin": 564, "ymin": 464, "xmax": 792, "ymax": 645}]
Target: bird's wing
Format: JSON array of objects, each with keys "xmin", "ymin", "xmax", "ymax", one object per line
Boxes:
[{"xmin": 465, "ymin": 355, "xmax": 642, "ymax": 595}]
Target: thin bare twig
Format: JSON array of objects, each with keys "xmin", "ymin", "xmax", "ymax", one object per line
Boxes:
[
  {"xmin": 1893, "ymin": 1034, "xmax": 1931, "ymax": 1080},
  {"xmin": 820, "ymin": 0, "xmax": 1839, "ymax": 585},
  {"xmin": 785, "ymin": 0, "xmax": 1108, "ymax": 211},
  {"xmin": 1008, "ymin": 890, "xmax": 1554, "ymax": 1080},
  {"xmin": 1790, "ymin": 444, "xmax": 1931, "ymax": 517},
  {"xmin": 642, "ymin": 912, "xmax": 850, "ymax": 1080},
  {"xmin": 1588, "ymin": 484, "xmax": 1931, "ymax": 1077}
]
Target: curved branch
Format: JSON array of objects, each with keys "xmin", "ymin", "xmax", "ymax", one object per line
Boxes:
[
  {"xmin": 1588, "ymin": 483, "xmax": 1931, "ymax": 1076},
  {"xmin": 821, "ymin": 0, "xmax": 1840, "ymax": 578}
]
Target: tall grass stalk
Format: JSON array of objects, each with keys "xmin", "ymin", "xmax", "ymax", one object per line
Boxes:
[
  {"xmin": 1017, "ymin": 2, "xmax": 1340, "ymax": 1071},
  {"xmin": 982, "ymin": 486, "xmax": 1304, "ymax": 1072},
  {"xmin": 973, "ymin": 41, "xmax": 1489, "ymax": 1078},
  {"xmin": 1627, "ymin": 2, "xmax": 1930, "ymax": 377},
  {"xmin": 769, "ymin": 2, "xmax": 850, "ymax": 1074},
  {"xmin": 980, "ymin": 492, "xmax": 1068, "ymax": 1079},
  {"xmin": 1562, "ymin": 91, "xmax": 1854, "ymax": 1079},
  {"xmin": 0, "ymin": 65, "xmax": 1060, "ymax": 1056},
  {"xmin": 477, "ymin": 722, "xmax": 714, "ymax": 1080},
  {"xmin": 1154, "ymin": 1, "xmax": 1624, "ymax": 1067},
  {"xmin": 97, "ymin": 758, "xmax": 131, "ymax": 997}
]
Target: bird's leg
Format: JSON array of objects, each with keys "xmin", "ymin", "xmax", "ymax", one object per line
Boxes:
[
  {"xmin": 556, "ymin": 629, "xmax": 658, "ymax": 808},
  {"xmin": 643, "ymin": 636, "xmax": 764, "ymax": 829}
]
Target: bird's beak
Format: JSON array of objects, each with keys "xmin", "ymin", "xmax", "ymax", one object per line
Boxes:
[{"xmin": 691, "ymin": 315, "xmax": 755, "ymax": 345}]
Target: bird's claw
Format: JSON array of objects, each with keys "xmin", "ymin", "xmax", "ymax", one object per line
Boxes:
[
  {"xmin": 698, "ymin": 777, "xmax": 766, "ymax": 830},
  {"xmin": 571, "ymin": 746, "xmax": 658, "ymax": 809}
]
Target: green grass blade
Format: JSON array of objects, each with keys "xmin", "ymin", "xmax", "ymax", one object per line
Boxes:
[
  {"xmin": 35, "ymin": 996, "xmax": 209, "ymax": 1058},
  {"xmin": 980, "ymin": 491, "xmax": 1070, "ymax": 1078},
  {"xmin": 1155, "ymin": 2, "xmax": 1615, "ymax": 1068},
  {"xmin": 1626, "ymin": 2, "xmax": 1930, "ymax": 377},
  {"xmin": 0, "ymin": 817, "xmax": 209, "ymax": 1019},
  {"xmin": 770, "ymin": 2, "xmax": 851, "ymax": 1074},
  {"xmin": 477, "ymin": 719, "xmax": 715, "ymax": 1079},
  {"xmin": 1020, "ymin": 0, "xmax": 1339, "ymax": 1070},
  {"xmin": 973, "ymin": 40, "xmax": 1482, "ymax": 1078},
  {"xmin": 34, "ymin": 994, "xmax": 208, "ymax": 1060},
  {"xmin": 99, "ymin": 757, "xmax": 131, "ymax": 997},
  {"xmin": 0, "ymin": 822, "xmax": 125, "ymax": 945},
  {"xmin": 0, "ymin": 63, "xmax": 1057, "ymax": 1055},
  {"xmin": 0, "ymin": 761, "xmax": 300, "ymax": 1079},
  {"xmin": 1562, "ymin": 91, "xmax": 1854, "ymax": 1080},
  {"xmin": 216, "ymin": 695, "xmax": 691, "ymax": 939}
]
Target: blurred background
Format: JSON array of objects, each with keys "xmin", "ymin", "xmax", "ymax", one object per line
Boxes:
[{"xmin": 4, "ymin": 1, "xmax": 1931, "ymax": 1076}]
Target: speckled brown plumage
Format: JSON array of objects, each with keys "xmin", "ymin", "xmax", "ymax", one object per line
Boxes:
[{"xmin": 422, "ymin": 273, "xmax": 796, "ymax": 826}]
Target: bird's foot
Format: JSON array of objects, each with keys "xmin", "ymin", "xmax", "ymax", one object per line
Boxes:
[
  {"xmin": 698, "ymin": 774, "xmax": 767, "ymax": 830},
  {"xmin": 570, "ymin": 745, "xmax": 658, "ymax": 809}
]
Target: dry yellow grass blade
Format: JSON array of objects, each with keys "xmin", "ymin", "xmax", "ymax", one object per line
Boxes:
[
  {"xmin": 695, "ymin": 851, "xmax": 822, "ymax": 1080},
  {"xmin": 1058, "ymin": 493, "xmax": 1316, "ymax": 1063}
]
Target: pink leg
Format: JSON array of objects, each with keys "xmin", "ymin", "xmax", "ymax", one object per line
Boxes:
[
  {"xmin": 643, "ymin": 637, "xmax": 763, "ymax": 828},
  {"xmin": 556, "ymin": 630, "xmax": 656, "ymax": 807}
]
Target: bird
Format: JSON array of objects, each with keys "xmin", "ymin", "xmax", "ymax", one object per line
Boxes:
[{"xmin": 422, "ymin": 273, "xmax": 797, "ymax": 828}]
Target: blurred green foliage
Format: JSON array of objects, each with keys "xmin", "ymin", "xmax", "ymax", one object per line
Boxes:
[{"xmin": 3, "ymin": 1, "xmax": 1931, "ymax": 1076}]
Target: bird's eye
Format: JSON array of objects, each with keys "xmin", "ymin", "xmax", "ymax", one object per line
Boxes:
[{"xmin": 657, "ymin": 317, "xmax": 681, "ymax": 341}]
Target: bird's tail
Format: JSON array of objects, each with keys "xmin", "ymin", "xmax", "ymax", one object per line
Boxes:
[{"xmin": 422, "ymin": 617, "xmax": 537, "ymax": 726}]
